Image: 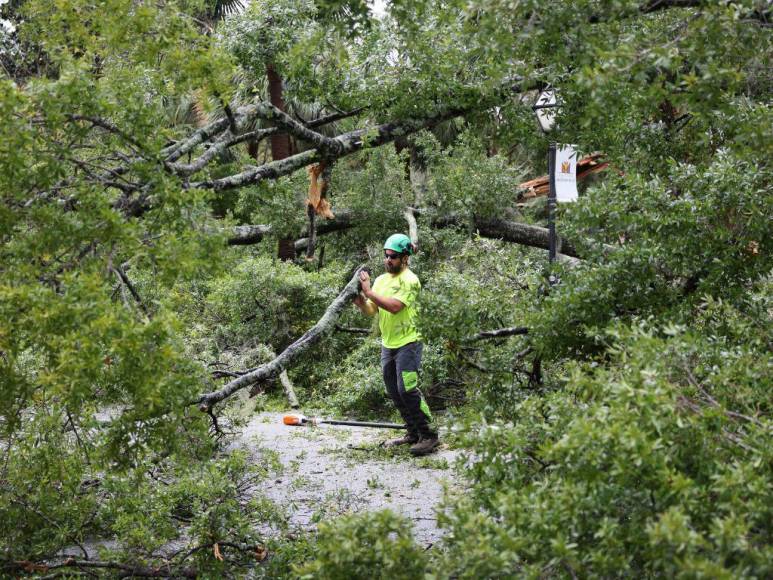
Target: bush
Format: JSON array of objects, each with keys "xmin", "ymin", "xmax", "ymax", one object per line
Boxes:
[
  {"xmin": 317, "ymin": 338, "xmax": 395, "ymax": 420},
  {"xmin": 295, "ymin": 510, "xmax": 428, "ymax": 579},
  {"xmin": 531, "ymin": 150, "xmax": 773, "ymax": 360},
  {"xmin": 436, "ymin": 320, "xmax": 772, "ymax": 578}
]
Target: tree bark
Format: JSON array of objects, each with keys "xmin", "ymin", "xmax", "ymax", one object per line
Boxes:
[
  {"xmin": 428, "ymin": 213, "xmax": 606, "ymax": 263},
  {"xmin": 404, "ymin": 207, "xmax": 419, "ymax": 249},
  {"xmin": 189, "ymin": 98, "xmax": 498, "ymax": 191},
  {"xmin": 227, "ymin": 210, "xmax": 353, "ymax": 248},
  {"xmin": 228, "ymin": 211, "xmax": 611, "ymax": 265},
  {"xmin": 227, "ymin": 224, "xmax": 272, "ymax": 246},
  {"xmin": 279, "ymin": 369, "xmax": 300, "ymax": 409},
  {"xmin": 262, "ymin": 348, "xmax": 300, "ymax": 408}
]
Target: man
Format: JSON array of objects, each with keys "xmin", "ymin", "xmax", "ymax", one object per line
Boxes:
[{"xmin": 353, "ymin": 233, "xmax": 439, "ymax": 456}]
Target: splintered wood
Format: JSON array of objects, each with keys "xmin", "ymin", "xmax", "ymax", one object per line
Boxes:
[
  {"xmin": 307, "ymin": 162, "xmax": 335, "ymax": 219},
  {"xmin": 516, "ymin": 152, "xmax": 609, "ymax": 204}
]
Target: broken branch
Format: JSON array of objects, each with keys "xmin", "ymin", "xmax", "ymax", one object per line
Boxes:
[
  {"xmin": 195, "ymin": 265, "xmax": 366, "ymax": 410},
  {"xmin": 470, "ymin": 326, "xmax": 529, "ymax": 340}
]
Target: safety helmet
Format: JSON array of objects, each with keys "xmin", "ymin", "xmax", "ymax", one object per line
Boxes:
[{"xmin": 383, "ymin": 233, "xmax": 414, "ymax": 255}]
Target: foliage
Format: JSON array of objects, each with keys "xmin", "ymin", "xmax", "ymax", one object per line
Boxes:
[
  {"xmin": 423, "ymin": 132, "xmax": 526, "ymax": 220},
  {"xmin": 97, "ymin": 451, "xmax": 281, "ymax": 569},
  {"xmin": 315, "ymin": 338, "xmax": 394, "ymax": 419},
  {"xmin": 528, "ymin": 148, "xmax": 772, "ymax": 360},
  {"xmin": 1, "ymin": 0, "xmax": 771, "ymax": 575},
  {"xmin": 436, "ymin": 311, "xmax": 772, "ymax": 578},
  {"xmin": 418, "ymin": 237, "xmax": 545, "ymax": 411},
  {"xmin": 294, "ymin": 510, "xmax": 428, "ymax": 579}
]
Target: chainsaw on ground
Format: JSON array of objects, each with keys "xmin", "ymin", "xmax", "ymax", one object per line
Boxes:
[{"xmin": 282, "ymin": 413, "xmax": 406, "ymax": 430}]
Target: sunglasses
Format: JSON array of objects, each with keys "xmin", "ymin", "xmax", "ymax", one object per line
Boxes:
[{"xmin": 384, "ymin": 251, "xmax": 403, "ymax": 260}]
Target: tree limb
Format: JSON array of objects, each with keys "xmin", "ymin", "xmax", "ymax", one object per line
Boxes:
[
  {"xmin": 263, "ymin": 348, "xmax": 300, "ymax": 409},
  {"xmin": 305, "ymin": 201, "xmax": 317, "ymax": 260},
  {"xmin": 428, "ymin": 213, "xmax": 607, "ymax": 264},
  {"xmin": 252, "ymin": 102, "xmax": 343, "ymax": 155},
  {"xmin": 470, "ymin": 326, "xmax": 529, "ymax": 340},
  {"xmin": 227, "ymin": 211, "xmax": 355, "ymax": 248},
  {"xmin": 195, "ymin": 265, "xmax": 366, "ymax": 410},
  {"xmin": 189, "ymin": 94, "xmax": 503, "ymax": 192},
  {"xmin": 229, "ymin": 210, "xmax": 607, "ymax": 265},
  {"xmin": 168, "ymin": 128, "xmax": 275, "ymax": 176},
  {"xmin": 334, "ymin": 324, "xmax": 371, "ymax": 335},
  {"xmin": 404, "ymin": 207, "xmax": 419, "ymax": 249},
  {"xmin": 227, "ymin": 224, "xmax": 273, "ymax": 246}
]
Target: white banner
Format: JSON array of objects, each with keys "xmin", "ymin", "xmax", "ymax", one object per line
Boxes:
[{"xmin": 554, "ymin": 144, "xmax": 578, "ymax": 203}]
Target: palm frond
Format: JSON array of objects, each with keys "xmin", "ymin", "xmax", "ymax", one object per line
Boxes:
[{"xmin": 213, "ymin": 0, "xmax": 245, "ymax": 21}]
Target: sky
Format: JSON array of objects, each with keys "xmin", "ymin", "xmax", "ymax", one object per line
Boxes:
[{"xmin": 0, "ymin": 0, "xmax": 13, "ymax": 34}]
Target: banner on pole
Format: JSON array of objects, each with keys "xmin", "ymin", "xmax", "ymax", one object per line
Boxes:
[{"xmin": 554, "ymin": 144, "xmax": 578, "ymax": 203}]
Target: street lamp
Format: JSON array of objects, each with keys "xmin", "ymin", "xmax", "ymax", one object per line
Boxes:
[
  {"xmin": 533, "ymin": 88, "xmax": 558, "ymax": 134},
  {"xmin": 532, "ymin": 89, "xmax": 560, "ymax": 269}
]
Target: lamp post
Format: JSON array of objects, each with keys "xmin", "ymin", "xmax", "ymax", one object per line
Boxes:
[{"xmin": 532, "ymin": 89, "xmax": 559, "ymax": 273}]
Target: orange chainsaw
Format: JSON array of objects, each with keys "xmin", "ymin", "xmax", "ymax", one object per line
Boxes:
[{"xmin": 282, "ymin": 413, "xmax": 406, "ymax": 430}]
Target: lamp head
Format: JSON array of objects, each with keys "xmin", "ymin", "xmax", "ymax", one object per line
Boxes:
[{"xmin": 533, "ymin": 88, "xmax": 559, "ymax": 133}]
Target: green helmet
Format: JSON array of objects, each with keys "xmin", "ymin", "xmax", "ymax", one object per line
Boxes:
[{"xmin": 383, "ymin": 233, "xmax": 414, "ymax": 255}]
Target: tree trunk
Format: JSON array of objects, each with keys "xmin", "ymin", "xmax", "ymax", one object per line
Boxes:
[{"xmin": 266, "ymin": 63, "xmax": 291, "ymax": 161}]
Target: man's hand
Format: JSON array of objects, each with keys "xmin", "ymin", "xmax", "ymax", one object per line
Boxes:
[
  {"xmin": 353, "ymin": 271, "xmax": 377, "ymax": 315},
  {"xmin": 359, "ymin": 270, "xmax": 371, "ymax": 295}
]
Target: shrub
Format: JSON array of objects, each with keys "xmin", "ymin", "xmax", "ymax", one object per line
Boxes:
[
  {"xmin": 436, "ymin": 321, "xmax": 772, "ymax": 578},
  {"xmin": 295, "ymin": 510, "xmax": 428, "ymax": 579}
]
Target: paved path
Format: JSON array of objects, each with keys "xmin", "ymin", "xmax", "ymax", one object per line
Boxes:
[{"xmin": 231, "ymin": 412, "xmax": 461, "ymax": 545}]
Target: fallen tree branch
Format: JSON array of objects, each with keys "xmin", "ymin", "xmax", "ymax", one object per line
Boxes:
[
  {"xmin": 228, "ymin": 211, "xmax": 606, "ymax": 267},
  {"xmin": 228, "ymin": 210, "xmax": 355, "ymax": 248},
  {"xmin": 427, "ymin": 213, "xmax": 599, "ymax": 264},
  {"xmin": 227, "ymin": 224, "xmax": 273, "ymax": 246},
  {"xmin": 195, "ymin": 265, "xmax": 366, "ymax": 410},
  {"xmin": 473, "ymin": 216, "xmax": 616, "ymax": 263},
  {"xmin": 264, "ymin": 348, "xmax": 300, "ymax": 409},
  {"xmin": 473, "ymin": 217, "xmax": 582, "ymax": 257},
  {"xmin": 279, "ymin": 369, "xmax": 300, "ymax": 409},
  {"xmin": 6, "ymin": 537, "xmax": 267, "ymax": 579},
  {"xmin": 404, "ymin": 207, "xmax": 419, "ymax": 249},
  {"xmin": 470, "ymin": 326, "xmax": 529, "ymax": 340},
  {"xmin": 5, "ymin": 557, "xmax": 197, "ymax": 578},
  {"xmin": 334, "ymin": 324, "xmax": 371, "ymax": 335},
  {"xmin": 190, "ymin": 78, "xmax": 527, "ymax": 192},
  {"xmin": 168, "ymin": 128, "xmax": 275, "ymax": 176},
  {"xmin": 252, "ymin": 102, "xmax": 343, "ymax": 155},
  {"xmin": 305, "ymin": 201, "xmax": 317, "ymax": 260}
]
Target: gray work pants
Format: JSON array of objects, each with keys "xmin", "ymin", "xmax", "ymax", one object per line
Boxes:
[{"xmin": 381, "ymin": 342, "xmax": 434, "ymax": 437}]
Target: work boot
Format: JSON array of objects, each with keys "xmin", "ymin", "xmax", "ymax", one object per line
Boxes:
[
  {"xmin": 409, "ymin": 434, "xmax": 440, "ymax": 456},
  {"xmin": 383, "ymin": 432, "xmax": 419, "ymax": 447}
]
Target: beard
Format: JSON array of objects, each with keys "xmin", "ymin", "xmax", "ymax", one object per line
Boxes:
[{"xmin": 385, "ymin": 260, "xmax": 403, "ymax": 274}]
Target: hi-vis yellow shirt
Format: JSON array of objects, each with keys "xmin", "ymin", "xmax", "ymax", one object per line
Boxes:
[{"xmin": 370, "ymin": 268, "xmax": 421, "ymax": 349}]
